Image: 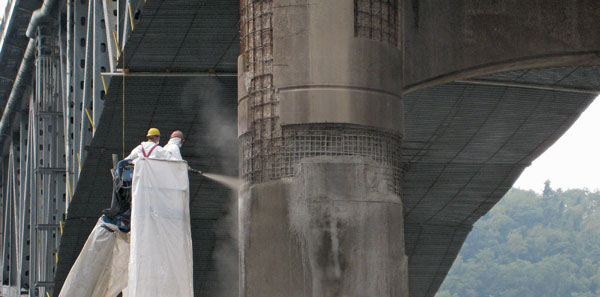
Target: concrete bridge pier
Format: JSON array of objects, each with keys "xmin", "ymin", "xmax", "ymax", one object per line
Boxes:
[{"xmin": 238, "ymin": 0, "xmax": 407, "ymax": 296}]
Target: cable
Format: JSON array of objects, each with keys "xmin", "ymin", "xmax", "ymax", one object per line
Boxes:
[{"xmin": 122, "ymin": 46, "xmax": 126, "ymax": 158}]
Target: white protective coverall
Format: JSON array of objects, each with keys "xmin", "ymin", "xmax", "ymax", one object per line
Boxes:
[
  {"xmin": 128, "ymin": 158, "xmax": 193, "ymax": 297},
  {"xmin": 58, "ymin": 218, "xmax": 129, "ymax": 297},
  {"xmin": 125, "ymin": 141, "xmax": 172, "ymax": 163},
  {"xmin": 164, "ymin": 137, "xmax": 183, "ymax": 160},
  {"xmin": 59, "ymin": 142, "xmax": 175, "ymax": 297}
]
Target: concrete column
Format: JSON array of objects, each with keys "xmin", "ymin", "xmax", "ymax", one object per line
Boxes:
[
  {"xmin": 238, "ymin": 0, "xmax": 406, "ymax": 296},
  {"xmin": 240, "ymin": 158, "xmax": 408, "ymax": 296}
]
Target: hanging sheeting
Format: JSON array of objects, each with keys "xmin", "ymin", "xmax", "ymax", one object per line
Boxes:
[
  {"xmin": 128, "ymin": 158, "xmax": 193, "ymax": 297},
  {"xmin": 58, "ymin": 218, "xmax": 129, "ymax": 297}
]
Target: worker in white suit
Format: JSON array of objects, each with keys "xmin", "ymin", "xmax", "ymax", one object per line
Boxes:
[
  {"xmin": 60, "ymin": 128, "xmax": 176, "ymax": 297},
  {"xmin": 164, "ymin": 130, "xmax": 204, "ymax": 176},
  {"xmin": 126, "ymin": 128, "xmax": 172, "ymax": 163},
  {"xmin": 164, "ymin": 130, "xmax": 184, "ymax": 160}
]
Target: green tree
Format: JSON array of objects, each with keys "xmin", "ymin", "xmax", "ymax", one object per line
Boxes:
[{"xmin": 436, "ymin": 186, "xmax": 600, "ymax": 297}]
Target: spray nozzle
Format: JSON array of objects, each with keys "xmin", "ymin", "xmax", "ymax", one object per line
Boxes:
[{"xmin": 188, "ymin": 166, "xmax": 203, "ymax": 176}]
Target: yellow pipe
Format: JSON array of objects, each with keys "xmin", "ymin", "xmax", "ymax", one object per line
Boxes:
[
  {"xmin": 101, "ymin": 74, "xmax": 108, "ymax": 94},
  {"xmin": 66, "ymin": 178, "xmax": 73, "ymax": 202},
  {"xmin": 59, "ymin": 220, "xmax": 64, "ymax": 236},
  {"xmin": 128, "ymin": 2, "xmax": 135, "ymax": 30},
  {"xmin": 77, "ymin": 153, "xmax": 82, "ymax": 172},
  {"xmin": 85, "ymin": 108, "xmax": 96, "ymax": 132},
  {"xmin": 112, "ymin": 31, "xmax": 121, "ymax": 57}
]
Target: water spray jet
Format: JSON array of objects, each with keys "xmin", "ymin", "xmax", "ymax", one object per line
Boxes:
[{"xmin": 202, "ymin": 173, "xmax": 243, "ymax": 191}]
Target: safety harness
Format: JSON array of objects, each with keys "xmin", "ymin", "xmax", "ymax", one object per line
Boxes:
[{"xmin": 141, "ymin": 144, "xmax": 158, "ymax": 158}]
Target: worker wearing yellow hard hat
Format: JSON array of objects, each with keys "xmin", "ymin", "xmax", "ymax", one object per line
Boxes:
[
  {"xmin": 125, "ymin": 128, "xmax": 172, "ymax": 163},
  {"xmin": 146, "ymin": 128, "xmax": 160, "ymax": 138}
]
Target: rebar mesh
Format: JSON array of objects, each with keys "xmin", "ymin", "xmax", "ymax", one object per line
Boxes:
[
  {"xmin": 240, "ymin": 0, "xmax": 281, "ymax": 183},
  {"xmin": 354, "ymin": 0, "xmax": 399, "ymax": 46},
  {"xmin": 241, "ymin": 125, "xmax": 403, "ymax": 195}
]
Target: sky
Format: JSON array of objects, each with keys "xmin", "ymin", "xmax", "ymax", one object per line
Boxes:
[{"xmin": 514, "ymin": 96, "xmax": 600, "ymax": 193}]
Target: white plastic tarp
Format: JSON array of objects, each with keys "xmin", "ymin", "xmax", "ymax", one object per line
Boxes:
[
  {"xmin": 128, "ymin": 158, "xmax": 193, "ymax": 297},
  {"xmin": 58, "ymin": 218, "xmax": 129, "ymax": 297}
]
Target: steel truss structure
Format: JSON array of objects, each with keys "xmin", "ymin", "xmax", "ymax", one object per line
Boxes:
[{"xmin": 0, "ymin": 1, "xmax": 144, "ymax": 295}]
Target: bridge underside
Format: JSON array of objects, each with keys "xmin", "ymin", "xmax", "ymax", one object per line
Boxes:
[
  {"xmin": 57, "ymin": 71, "xmax": 595, "ymax": 297},
  {"xmin": 55, "ymin": 1, "xmax": 597, "ymax": 296},
  {"xmin": 403, "ymin": 74, "xmax": 595, "ymax": 296},
  {"xmin": 0, "ymin": 0, "xmax": 595, "ymax": 296}
]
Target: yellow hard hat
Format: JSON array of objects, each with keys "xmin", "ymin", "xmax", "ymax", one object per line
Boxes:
[{"xmin": 146, "ymin": 128, "xmax": 160, "ymax": 137}]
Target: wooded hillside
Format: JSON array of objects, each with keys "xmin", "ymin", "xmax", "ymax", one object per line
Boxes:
[{"xmin": 436, "ymin": 183, "xmax": 600, "ymax": 297}]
